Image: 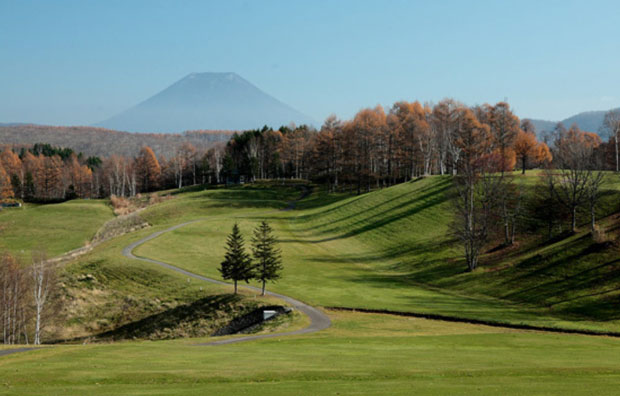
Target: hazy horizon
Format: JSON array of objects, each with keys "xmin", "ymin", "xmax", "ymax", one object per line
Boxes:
[{"xmin": 2, "ymin": 0, "xmax": 620, "ymax": 126}]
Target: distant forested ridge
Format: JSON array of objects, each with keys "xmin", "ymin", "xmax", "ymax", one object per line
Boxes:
[
  {"xmin": 0, "ymin": 124, "xmax": 235, "ymax": 157},
  {"xmin": 525, "ymin": 107, "xmax": 620, "ymax": 137}
]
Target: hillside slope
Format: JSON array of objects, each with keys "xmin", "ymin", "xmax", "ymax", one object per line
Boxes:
[
  {"xmin": 134, "ymin": 176, "xmax": 620, "ymax": 333},
  {"xmin": 293, "ymin": 175, "xmax": 620, "ymax": 329},
  {"xmin": 4, "ymin": 180, "xmax": 620, "ymax": 395},
  {"xmin": 0, "ymin": 200, "xmax": 114, "ymax": 261}
]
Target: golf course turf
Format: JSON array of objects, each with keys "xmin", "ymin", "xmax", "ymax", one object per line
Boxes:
[{"xmin": 2, "ymin": 175, "xmax": 620, "ymax": 395}]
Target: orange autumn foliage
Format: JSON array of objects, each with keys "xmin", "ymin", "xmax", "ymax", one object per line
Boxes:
[{"xmin": 0, "ymin": 165, "xmax": 14, "ymax": 200}]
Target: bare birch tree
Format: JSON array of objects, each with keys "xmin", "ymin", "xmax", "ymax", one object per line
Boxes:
[
  {"xmin": 1, "ymin": 253, "xmax": 29, "ymax": 344},
  {"xmin": 31, "ymin": 251, "xmax": 53, "ymax": 345}
]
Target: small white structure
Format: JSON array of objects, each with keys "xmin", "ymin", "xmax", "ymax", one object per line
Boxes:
[{"xmin": 263, "ymin": 310, "xmax": 277, "ymax": 321}]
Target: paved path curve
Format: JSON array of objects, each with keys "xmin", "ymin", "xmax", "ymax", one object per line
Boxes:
[
  {"xmin": 122, "ymin": 219, "xmax": 331, "ymax": 346},
  {"xmin": 0, "ymin": 348, "xmax": 37, "ymax": 357}
]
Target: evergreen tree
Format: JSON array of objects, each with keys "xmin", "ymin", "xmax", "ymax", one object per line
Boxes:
[
  {"xmin": 219, "ymin": 223, "xmax": 253, "ymax": 294},
  {"xmin": 24, "ymin": 171, "xmax": 36, "ymax": 201},
  {"xmin": 221, "ymin": 154, "xmax": 235, "ymax": 184},
  {"xmin": 251, "ymin": 221, "xmax": 283, "ymax": 295},
  {"xmin": 10, "ymin": 174, "xmax": 22, "ymax": 199},
  {"xmin": 198, "ymin": 154, "xmax": 210, "ymax": 185}
]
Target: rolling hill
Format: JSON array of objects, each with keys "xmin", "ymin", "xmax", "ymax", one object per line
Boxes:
[
  {"xmin": 526, "ymin": 107, "xmax": 620, "ymax": 137},
  {"xmin": 96, "ymin": 72, "xmax": 316, "ymax": 133}
]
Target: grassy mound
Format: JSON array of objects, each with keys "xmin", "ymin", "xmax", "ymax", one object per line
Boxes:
[
  {"xmin": 94, "ymin": 295, "xmax": 283, "ymax": 341},
  {"xmin": 0, "ymin": 199, "xmax": 114, "ymax": 261},
  {"xmin": 52, "ymin": 184, "xmax": 305, "ymax": 342}
]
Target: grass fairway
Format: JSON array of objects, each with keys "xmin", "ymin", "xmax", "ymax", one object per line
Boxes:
[
  {"xmin": 2, "ymin": 311, "xmax": 620, "ymax": 395},
  {"xmin": 4, "ymin": 177, "xmax": 620, "ymax": 395},
  {"xmin": 0, "ymin": 200, "xmax": 114, "ymax": 261},
  {"xmin": 134, "ymin": 176, "xmax": 620, "ymax": 333}
]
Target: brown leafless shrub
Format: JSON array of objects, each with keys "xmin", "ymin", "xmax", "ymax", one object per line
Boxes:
[
  {"xmin": 148, "ymin": 193, "xmax": 172, "ymax": 205},
  {"xmin": 109, "ymin": 194, "xmax": 136, "ymax": 216},
  {"xmin": 592, "ymin": 225, "xmax": 610, "ymax": 244}
]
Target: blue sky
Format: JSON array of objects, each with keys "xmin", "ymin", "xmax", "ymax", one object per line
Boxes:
[{"xmin": 1, "ymin": 0, "xmax": 619, "ymax": 126}]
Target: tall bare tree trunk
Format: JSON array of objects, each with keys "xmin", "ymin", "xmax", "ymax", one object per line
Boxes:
[
  {"xmin": 615, "ymin": 134, "xmax": 619, "ymax": 173},
  {"xmin": 31, "ymin": 254, "xmax": 51, "ymax": 345}
]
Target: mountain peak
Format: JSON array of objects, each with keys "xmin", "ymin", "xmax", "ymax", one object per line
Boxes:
[
  {"xmin": 184, "ymin": 72, "xmax": 240, "ymax": 80},
  {"xmin": 96, "ymin": 73, "xmax": 315, "ymax": 133}
]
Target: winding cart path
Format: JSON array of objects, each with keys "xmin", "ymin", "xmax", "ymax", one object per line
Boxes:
[{"xmin": 122, "ymin": 187, "xmax": 331, "ymax": 345}]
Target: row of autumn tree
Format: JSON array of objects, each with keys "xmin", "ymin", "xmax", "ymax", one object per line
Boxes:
[
  {"xmin": 223, "ymin": 100, "xmax": 556, "ymax": 193},
  {"xmin": 2, "ymin": 100, "xmax": 618, "ymax": 203},
  {"xmin": 224, "ymin": 105, "xmax": 620, "ymax": 192},
  {"xmin": 0, "ymin": 144, "xmax": 99, "ymax": 202},
  {"xmin": 0, "ymin": 143, "xmax": 220, "ymax": 202},
  {"xmin": 0, "ymin": 99, "xmax": 551, "ymax": 202}
]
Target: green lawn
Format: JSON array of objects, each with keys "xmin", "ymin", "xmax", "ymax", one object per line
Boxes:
[
  {"xmin": 2, "ymin": 311, "xmax": 620, "ymax": 395},
  {"xmin": 4, "ymin": 177, "xmax": 620, "ymax": 394},
  {"xmin": 0, "ymin": 200, "xmax": 114, "ymax": 261},
  {"xmin": 134, "ymin": 176, "xmax": 620, "ymax": 333}
]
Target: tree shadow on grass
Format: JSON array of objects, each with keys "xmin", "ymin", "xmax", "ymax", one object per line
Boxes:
[
  {"xmin": 335, "ymin": 271, "xmax": 544, "ymax": 320},
  {"xmin": 319, "ymin": 184, "xmax": 451, "ymax": 234},
  {"xmin": 497, "ymin": 255, "xmax": 620, "ymax": 320},
  {"xmin": 291, "ymin": 194, "xmax": 367, "ymax": 222},
  {"xmin": 558, "ymin": 292, "xmax": 620, "ymax": 322},
  {"xmin": 463, "ymin": 234, "xmax": 620, "ymax": 322},
  {"xmin": 338, "ymin": 270, "xmax": 613, "ymax": 327},
  {"xmin": 293, "ymin": 179, "xmax": 452, "ymax": 233},
  {"xmin": 328, "ymin": 232, "xmax": 620, "ymax": 325},
  {"xmin": 293, "ymin": 190, "xmax": 354, "ymax": 211},
  {"xmin": 303, "ymin": 238, "xmax": 457, "ymax": 267},
  {"xmin": 277, "ymin": 188, "xmax": 452, "ymax": 244}
]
